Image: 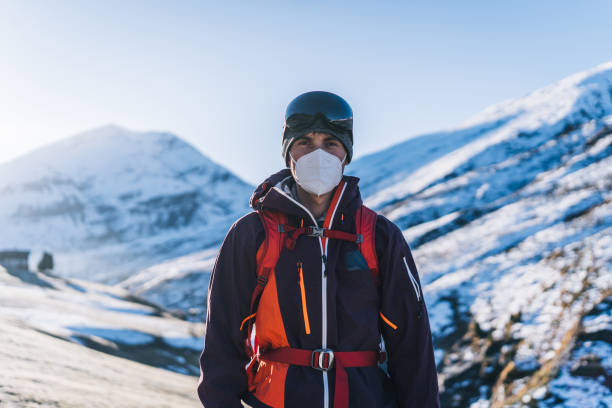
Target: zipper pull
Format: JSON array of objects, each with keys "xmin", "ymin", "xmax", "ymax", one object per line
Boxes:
[{"xmin": 417, "ymin": 299, "xmax": 424, "ymax": 320}]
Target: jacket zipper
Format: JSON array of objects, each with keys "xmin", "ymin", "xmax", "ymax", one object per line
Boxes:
[
  {"xmin": 297, "ymin": 262, "xmax": 311, "ymax": 335},
  {"xmin": 272, "ymin": 183, "xmax": 347, "ymax": 408},
  {"xmin": 403, "ymin": 256, "xmax": 425, "ymax": 319},
  {"xmin": 403, "ymin": 256, "xmax": 421, "ymax": 301}
]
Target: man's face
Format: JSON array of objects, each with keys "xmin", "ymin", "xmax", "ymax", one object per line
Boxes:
[{"xmin": 289, "ymin": 132, "xmax": 347, "ymax": 170}]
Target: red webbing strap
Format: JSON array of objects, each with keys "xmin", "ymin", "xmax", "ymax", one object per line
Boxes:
[
  {"xmin": 284, "ymin": 226, "xmax": 309, "ymax": 250},
  {"xmin": 260, "ymin": 347, "xmax": 382, "ymax": 408},
  {"xmin": 250, "ymin": 210, "xmax": 288, "ymax": 313},
  {"xmin": 323, "ymin": 229, "xmax": 360, "ymax": 242},
  {"xmin": 244, "ymin": 210, "xmax": 287, "ymax": 389},
  {"xmin": 355, "ymin": 205, "xmax": 379, "ymax": 285},
  {"xmin": 245, "ymin": 210, "xmax": 288, "ymax": 361},
  {"xmin": 284, "ymin": 226, "xmax": 361, "ymax": 251}
]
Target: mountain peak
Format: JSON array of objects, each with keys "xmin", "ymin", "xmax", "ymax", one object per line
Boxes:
[
  {"xmin": 80, "ymin": 123, "xmax": 129, "ymax": 135},
  {"xmin": 0, "ymin": 124, "xmax": 253, "ymax": 282}
]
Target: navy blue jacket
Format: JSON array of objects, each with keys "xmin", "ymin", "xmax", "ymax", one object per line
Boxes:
[{"xmin": 198, "ymin": 169, "xmax": 439, "ymax": 408}]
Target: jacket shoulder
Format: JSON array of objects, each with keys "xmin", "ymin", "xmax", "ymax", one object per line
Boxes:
[
  {"xmin": 374, "ymin": 213, "xmax": 409, "ymax": 256},
  {"xmin": 374, "ymin": 212, "xmax": 403, "ymax": 238},
  {"xmin": 231, "ymin": 211, "xmax": 264, "ymax": 234},
  {"xmin": 222, "ymin": 211, "xmax": 266, "ymax": 251}
]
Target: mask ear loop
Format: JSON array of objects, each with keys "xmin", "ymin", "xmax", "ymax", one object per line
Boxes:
[{"xmin": 289, "ymin": 152, "xmax": 300, "ymax": 181}]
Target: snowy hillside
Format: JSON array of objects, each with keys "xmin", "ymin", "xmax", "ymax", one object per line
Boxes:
[
  {"xmin": 0, "ymin": 318, "xmax": 198, "ymax": 408},
  {"xmin": 0, "ymin": 262, "xmax": 203, "ymax": 406},
  {"xmin": 347, "ymin": 61, "xmax": 612, "ymax": 406},
  {"xmin": 0, "ymin": 125, "xmax": 253, "ymax": 283},
  {"xmin": 0, "ymin": 263, "xmax": 204, "ymax": 375},
  {"xmin": 121, "ymin": 247, "xmax": 219, "ymax": 322}
]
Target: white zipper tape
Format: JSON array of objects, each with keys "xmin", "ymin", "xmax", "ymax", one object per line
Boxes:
[{"xmin": 403, "ymin": 256, "xmax": 421, "ymax": 302}]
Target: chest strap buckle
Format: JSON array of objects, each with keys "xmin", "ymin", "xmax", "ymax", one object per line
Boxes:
[
  {"xmin": 307, "ymin": 226, "xmax": 325, "ymax": 237},
  {"xmin": 311, "ymin": 348, "xmax": 335, "ymax": 371}
]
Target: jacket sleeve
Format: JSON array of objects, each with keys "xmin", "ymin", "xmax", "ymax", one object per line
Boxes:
[
  {"xmin": 375, "ymin": 214, "xmax": 440, "ymax": 408},
  {"xmin": 197, "ymin": 212, "xmax": 264, "ymax": 408}
]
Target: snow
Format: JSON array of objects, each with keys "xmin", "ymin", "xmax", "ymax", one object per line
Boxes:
[
  {"xmin": 67, "ymin": 326, "xmax": 156, "ymax": 345},
  {"xmin": 0, "ymin": 264, "xmax": 204, "ymax": 376},
  {"xmin": 120, "ymin": 247, "xmax": 219, "ymax": 321},
  {"xmin": 0, "ymin": 125, "xmax": 253, "ymax": 283},
  {"xmin": 163, "ymin": 336, "xmax": 205, "ymax": 351},
  {"xmin": 0, "ymin": 315, "xmax": 198, "ymax": 407},
  {"xmin": 542, "ymin": 331, "xmax": 612, "ymax": 408}
]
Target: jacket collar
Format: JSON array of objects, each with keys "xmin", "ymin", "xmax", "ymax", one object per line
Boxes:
[{"xmin": 250, "ymin": 168, "xmax": 363, "ymax": 227}]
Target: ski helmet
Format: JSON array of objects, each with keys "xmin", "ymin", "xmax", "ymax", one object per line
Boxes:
[{"xmin": 281, "ymin": 91, "xmax": 353, "ymax": 166}]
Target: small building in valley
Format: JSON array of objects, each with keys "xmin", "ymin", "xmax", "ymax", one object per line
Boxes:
[{"xmin": 0, "ymin": 250, "xmax": 30, "ymax": 271}]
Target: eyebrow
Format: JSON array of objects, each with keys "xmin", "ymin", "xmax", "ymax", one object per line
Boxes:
[{"xmin": 297, "ymin": 134, "xmax": 337, "ymax": 142}]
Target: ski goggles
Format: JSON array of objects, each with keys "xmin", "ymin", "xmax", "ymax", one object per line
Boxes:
[
  {"xmin": 284, "ymin": 112, "xmax": 353, "ymax": 135},
  {"xmin": 283, "ymin": 91, "xmax": 353, "ymax": 136}
]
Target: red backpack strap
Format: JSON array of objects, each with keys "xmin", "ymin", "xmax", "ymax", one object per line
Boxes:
[
  {"xmin": 355, "ymin": 205, "xmax": 379, "ymax": 286},
  {"xmin": 248, "ymin": 209, "xmax": 288, "ymax": 318},
  {"xmin": 242, "ymin": 208, "xmax": 288, "ymax": 386}
]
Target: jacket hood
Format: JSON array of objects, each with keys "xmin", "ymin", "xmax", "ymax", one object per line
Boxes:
[
  {"xmin": 250, "ymin": 168, "xmax": 363, "ymax": 223},
  {"xmin": 249, "ymin": 168, "xmax": 293, "ymax": 209}
]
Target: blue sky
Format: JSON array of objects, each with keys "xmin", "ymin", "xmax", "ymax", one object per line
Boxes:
[{"xmin": 1, "ymin": 1, "xmax": 611, "ymax": 184}]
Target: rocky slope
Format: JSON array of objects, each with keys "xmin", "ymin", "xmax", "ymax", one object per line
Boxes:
[{"xmin": 347, "ymin": 61, "xmax": 612, "ymax": 407}]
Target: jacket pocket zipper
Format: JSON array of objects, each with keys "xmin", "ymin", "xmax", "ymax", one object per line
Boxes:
[
  {"xmin": 403, "ymin": 256, "xmax": 421, "ymax": 302},
  {"xmin": 403, "ymin": 256, "xmax": 425, "ymax": 320},
  {"xmin": 298, "ymin": 262, "xmax": 311, "ymax": 334}
]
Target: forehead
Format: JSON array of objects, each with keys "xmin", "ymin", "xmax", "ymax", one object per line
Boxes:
[{"xmin": 297, "ymin": 132, "xmax": 338, "ymax": 142}]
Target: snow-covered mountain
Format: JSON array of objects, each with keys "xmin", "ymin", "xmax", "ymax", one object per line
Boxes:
[
  {"xmin": 346, "ymin": 61, "xmax": 612, "ymax": 406},
  {"xmin": 0, "ymin": 125, "xmax": 253, "ymax": 283},
  {"xmin": 121, "ymin": 247, "xmax": 219, "ymax": 322}
]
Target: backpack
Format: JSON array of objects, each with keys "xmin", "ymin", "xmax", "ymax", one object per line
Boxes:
[{"xmin": 240, "ymin": 204, "xmax": 380, "ymax": 362}]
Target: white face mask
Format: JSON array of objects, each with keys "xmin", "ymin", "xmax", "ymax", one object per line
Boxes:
[{"xmin": 290, "ymin": 149, "xmax": 346, "ymax": 196}]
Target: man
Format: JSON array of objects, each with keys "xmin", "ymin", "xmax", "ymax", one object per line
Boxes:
[{"xmin": 198, "ymin": 91, "xmax": 440, "ymax": 408}]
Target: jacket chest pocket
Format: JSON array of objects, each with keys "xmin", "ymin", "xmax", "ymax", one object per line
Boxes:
[
  {"xmin": 344, "ymin": 249, "xmax": 369, "ymax": 271},
  {"xmin": 339, "ymin": 249, "xmax": 380, "ymax": 308}
]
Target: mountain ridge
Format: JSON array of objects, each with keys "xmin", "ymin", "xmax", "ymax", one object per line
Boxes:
[{"xmin": 0, "ymin": 125, "xmax": 253, "ymax": 283}]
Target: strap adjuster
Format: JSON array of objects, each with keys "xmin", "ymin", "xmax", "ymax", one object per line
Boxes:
[
  {"xmin": 311, "ymin": 348, "xmax": 335, "ymax": 371},
  {"xmin": 307, "ymin": 226, "xmax": 325, "ymax": 237}
]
